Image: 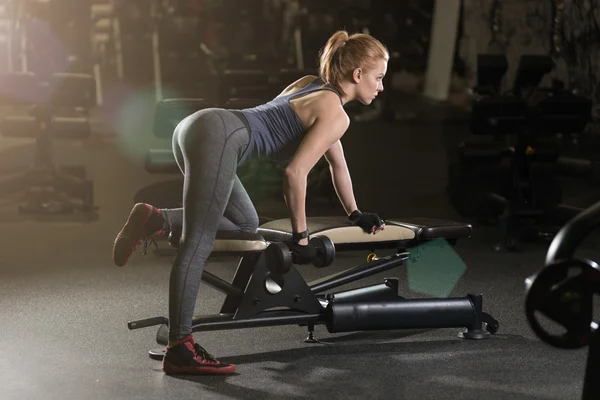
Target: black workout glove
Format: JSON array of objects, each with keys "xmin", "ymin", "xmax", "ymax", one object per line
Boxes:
[
  {"xmin": 349, "ymin": 210, "xmax": 384, "ymax": 233},
  {"xmin": 285, "ymin": 241, "xmax": 317, "ymax": 265}
]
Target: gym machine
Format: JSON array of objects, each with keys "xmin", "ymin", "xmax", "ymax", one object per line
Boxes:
[
  {"xmin": 91, "ymin": 0, "xmax": 125, "ymax": 104},
  {"xmin": 0, "ymin": 72, "xmax": 97, "ymax": 215},
  {"xmin": 449, "ymin": 53, "xmax": 593, "ymax": 251},
  {"xmin": 525, "ymin": 200, "xmax": 600, "ymax": 400},
  {"xmin": 128, "ymin": 216, "xmax": 499, "ymax": 360}
]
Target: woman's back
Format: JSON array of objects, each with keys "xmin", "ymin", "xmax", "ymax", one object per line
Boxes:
[
  {"xmin": 279, "ymin": 75, "xmax": 345, "ymax": 130},
  {"xmin": 236, "ymin": 76, "xmax": 344, "ymax": 164}
]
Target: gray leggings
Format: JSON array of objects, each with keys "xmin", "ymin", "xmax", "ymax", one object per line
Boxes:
[{"xmin": 163, "ymin": 108, "xmax": 259, "ymax": 340}]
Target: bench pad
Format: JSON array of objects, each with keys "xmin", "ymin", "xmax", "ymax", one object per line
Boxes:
[
  {"xmin": 212, "ymin": 231, "xmax": 267, "ymax": 253},
  {"xmin": 258, "ymin": 217, "xmax": 472, "ymax": 244},
  {"xmin": 206, "ymin": 217, "xmax": 472, "ymax": 254}
]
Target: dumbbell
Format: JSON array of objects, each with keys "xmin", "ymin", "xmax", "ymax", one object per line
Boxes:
[
  {"xmin": 265, "ymin": 235, "xmax": 336, "ymax": 274},
  {"xmin": 264, "ymin": 242, "xmax": 293, "ymax": 274},
  {"xmin": 310, "ymin": 235, "xmax": 335, "ymax": 268}
]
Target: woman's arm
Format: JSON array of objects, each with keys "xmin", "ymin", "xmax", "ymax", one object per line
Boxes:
[
  {"xmin": 325, "ymin": 140, "xmax": 385, "ymax": 235},
  {"xmin": 324, "ymin": 140, "xmax": 358, "ymax": 216},
  {"xmin": 284, "ymin": 106, "xmax": 350, "ymax": 244}
]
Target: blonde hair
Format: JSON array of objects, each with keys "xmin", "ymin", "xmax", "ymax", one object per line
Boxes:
[{"xmin": 318, "ymin": 30, "xmax": 389, "ymax": 98}]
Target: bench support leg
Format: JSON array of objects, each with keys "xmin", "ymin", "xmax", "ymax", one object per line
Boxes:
[
  {"xmin": 235, "ymin": 252, "xmax": 322, "ymax": 319},
  {"xmin": 219, "ymin": 253, "xmax": 261, "ymax": 314}
]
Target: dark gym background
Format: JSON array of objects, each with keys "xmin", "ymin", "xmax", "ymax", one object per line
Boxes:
[{"xmin": 1, "ymin": 1, "xmax": 599, "ymax": 399}]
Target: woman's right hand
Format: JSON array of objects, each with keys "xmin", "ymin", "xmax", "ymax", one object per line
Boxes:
[{"xmin": 286, "ymin": 240, "xmax": 316, "ymax": 265}]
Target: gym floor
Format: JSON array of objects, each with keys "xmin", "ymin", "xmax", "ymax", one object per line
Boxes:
[{"xmin": 0, "ymin": 92, "xmax": 598, "ymax": 400}]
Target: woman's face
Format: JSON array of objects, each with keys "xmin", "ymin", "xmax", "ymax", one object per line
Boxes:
[{"xmin": 355, "ymin": 58, "xmax": 387, "ymax": 105}]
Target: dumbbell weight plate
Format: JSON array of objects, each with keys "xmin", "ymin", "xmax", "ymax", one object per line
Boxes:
[
  {"xmin": 310, "ymin": 235, "xmax": 335, "ymax": 268},
  {"xmin": 525, "ymin": 258, "xmax": 600, "ymax": 349},
  {"xmin": 265, "ymin": 242, "xmax": 292, "ymax": 274}
]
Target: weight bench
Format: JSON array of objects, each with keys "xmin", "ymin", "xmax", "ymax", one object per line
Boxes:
[{"xmin": 128, "ymin": 216, "xmax": 499, "ymax": 360}]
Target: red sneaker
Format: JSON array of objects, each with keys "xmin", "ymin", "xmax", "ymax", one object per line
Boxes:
[
  {"xmin": 112, "ymin": 203, "xmax": 165, "ymax": 267},
  {"xmin": 162, "ymin": 335, "xmax": 236, "ymax": 375}
]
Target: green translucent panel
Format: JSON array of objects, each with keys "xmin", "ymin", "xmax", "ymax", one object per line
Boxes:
[{"xmin": 407, "ymin": 239, "xmax": 467, "ymax": 298}]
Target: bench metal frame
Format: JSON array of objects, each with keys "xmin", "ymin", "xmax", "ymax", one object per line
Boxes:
[{"xmin": 128, "ymin": 236, "xmax": 499, "ymax": 359}]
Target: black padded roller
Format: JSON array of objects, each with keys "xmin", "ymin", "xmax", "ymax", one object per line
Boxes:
[{"xmin": 325, "ymin": 297, "xmax": 475, "ymax": 333}]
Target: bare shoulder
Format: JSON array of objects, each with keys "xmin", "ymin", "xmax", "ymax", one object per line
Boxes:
[
  {"xmin": 279, "ymin": 75, "xmax": 319, "ymax": 96},
  {"xmin": 293, "ymin": 75, "xmax": 319, "ymax": 87},
  {"xmin": 313, "ymin": 91, "xmax": 349, "ymax": 126}
]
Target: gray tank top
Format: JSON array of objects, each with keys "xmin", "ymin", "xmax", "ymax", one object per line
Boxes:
[{"xmin": 235, "ymin": 77, "xmax": 343, "ymax": 165}]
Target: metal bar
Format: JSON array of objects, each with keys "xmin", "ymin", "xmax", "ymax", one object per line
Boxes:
[
  {"xmin": 191, "ymin": 312, "xmax": 323, "ymax": 333},
  {"xmin": 324, "ymin": 278, "xmax": 399, "ymax": 303},
  {"xmin": 220, "ymin": 254, "xmax": 260, "ymax": 313},
  {"xmin": 93, "ymin": 63, "xmax": 103, "ymax": 105},
  {"xmin": 113, "ymin": 16, "xmax": 124, "ymax": 79},
  {"xmin": 128, "ymin": 316, "xmax": 168, "ymax": 330},
  {"xmin": 309, "ymin": 253, "xmax": 408, "ymax": 294},
  {"xmin": 582, "ymin": 329, "xmax": 600, "ymax": 400},
  {"xmin": 558, "ymin": 156, "xmax": 591, "ymax": 174},
  {"xmin": 201, "ymin": 270, "xmax": 243, "ymax": 297},
  {"xmin": 151, "ymin": 30, "xmax": 162, "ymax": 102},
  {"xmin": 155, "ymin": 314, "xmax": 237, "ymax": 345},
  {"xmin": 294, "ymin": 27, "xmax": 303, "ymax": 70},
  {"xmin": 191, "ymin": 313, "xmax": 235, "ymax": 326},
  {"xmin": 546, "ymin": 200, "xmax": 600, "ymax": 265}
]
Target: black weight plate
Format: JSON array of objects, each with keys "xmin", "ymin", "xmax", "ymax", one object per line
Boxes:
[
  {"xmin": 310, "ymin": 235, "xmax": 335, "ymax": 268},
  {"xmin": 265, "ymin": 242, "xmax": 292, "ymax": 274}
]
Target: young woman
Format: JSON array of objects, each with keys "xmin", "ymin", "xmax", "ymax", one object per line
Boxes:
[{"xmin": 113, "ymin": 30, "xmax": 389, "ymax": 375}]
